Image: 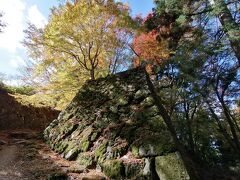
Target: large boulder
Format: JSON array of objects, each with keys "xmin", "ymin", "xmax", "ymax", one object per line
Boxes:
[
  {"xmin": 44, "ymin": 68, "xmax": 187, "ymax": 179},
  {"xmin": 156, "ymin": 152, "xmax": 189, "ymax": 180}
]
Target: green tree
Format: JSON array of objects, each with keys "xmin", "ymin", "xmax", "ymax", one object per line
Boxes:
[
  {"xmin": 209, "ymin": 0, "xmax": 240, "ymax": 64},
  {"xmin": 135, "ymin": 0, "xmax": 240, "ymax": 178}
]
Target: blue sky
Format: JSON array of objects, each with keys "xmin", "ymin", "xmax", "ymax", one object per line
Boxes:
[{"xmin": 0, "ymin": 0, "xmax": 154, "ymax": 84}]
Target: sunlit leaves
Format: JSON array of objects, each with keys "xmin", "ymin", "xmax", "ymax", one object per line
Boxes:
[
  {"xmin": 23, "ymin": 0, "xmax": 135, "ymax": 108},
  {"xmin": 133, "ymin": 31, "xmax": 170, "ymax": 64}
]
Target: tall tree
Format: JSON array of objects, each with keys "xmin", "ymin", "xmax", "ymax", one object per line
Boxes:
[
  {"xmin": 24, "ymin": 1, "xmax": 133, "ymax": 80},
  {"xmin": 134, "ymin": 0, "xmax": 240, "ymax": 178},
  {"xmin": 23, "ymin": 0, "xmax": 135, "ymax": 108},
  {"xmin": 209, "ymin": 0, "xmax": 240, "ymax": 64}
]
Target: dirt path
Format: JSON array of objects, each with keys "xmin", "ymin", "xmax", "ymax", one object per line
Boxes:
[
  {"xmin": 0, "ymin": 130, "xmax": 107, "ymax": 180},
  {"xmin": 0, "ymin": 145, "xmax": 22, "ymax": 180}
]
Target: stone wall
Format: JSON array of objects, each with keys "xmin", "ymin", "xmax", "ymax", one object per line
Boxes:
[
  {"xmin": 0, "ymin": 89, "xmax": 59, "ymax": 130},
  {"xmin": 44, "ymin": 68, "xmax": 189, "ymax": 179}
]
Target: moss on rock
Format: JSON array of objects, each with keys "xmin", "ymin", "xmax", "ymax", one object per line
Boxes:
[
  {"xmin": 44, "ymin": 68, "xmax": 182, "ymax": 179},
  {"xmin": 65, "ymin": 147, "xmax": 79, "ymax": 160},
  {"xmin": 90, "ymin": 132, "xmax": 99, "ymax": 142},
  {"xmin": 155, "ymin": 152, "xmax": 189, "ymax": 180},
  {"xmin": 95, "ymin": 140, "xmax": 108, "ymax": 162},
  {"xmin": 54, "ymin": 141, "xmax": 68, "ymax": 153},
  {"xmin": 102, "ymin": 160, "xmax": 124, "ymax": 179},
  {"xmin": 80, "ymin": 138, "xmax": 90, "ymax": 152},
  {"xmin": 124, "ymin": 161, "xmax": 145, "ymax": 179},
  {"xmin": 77, "ymin": 153, "xmax": 94, "ymax": 168},
  {"xmin": 131, "ymin": 145, "xmax": 140, "ymax": 157},
  {"xmin": 131, "ymin": 133, "xmax": 175, "ymax": 158}
]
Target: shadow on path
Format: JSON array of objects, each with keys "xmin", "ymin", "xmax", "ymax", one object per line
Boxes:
[{"xmin": 0, "ymin": 130, "xmax": 107, "ymax": 180}]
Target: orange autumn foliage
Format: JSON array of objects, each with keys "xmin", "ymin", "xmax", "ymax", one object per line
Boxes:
[{"xmin": 133, "ymin": 30, "xmax": 170, "ymax": 65}]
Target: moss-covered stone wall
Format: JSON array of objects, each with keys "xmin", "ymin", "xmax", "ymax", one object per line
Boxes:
[{"xmin": 44, "ymin": 68, "xmax": 188, "ymax": 179}]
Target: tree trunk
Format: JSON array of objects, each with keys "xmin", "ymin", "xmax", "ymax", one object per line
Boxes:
[
  {"xmin": 186, "ymin": 117, "xmax": 195, "ymax": 153},
  {"xmin": 211, "ymin": 0, "xmax": 240, "ymax": 64},
  {"xmin": 205, "ymin": 100, "xmax": 240, "ymax": 153},
  {"xmin": 184, "ymin": 102, "xmax": 196, "ymax": 153},
  {"xmin": 90, "ymin": 69, "xmax": 95, "ymax": 80},
  {"xmin": 144, "ymin": 69, "xmax": 203, "ymax": 180},
  {"xmin": 218, "ymin": 98, "xmax": 240, "ymax": 150}
]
